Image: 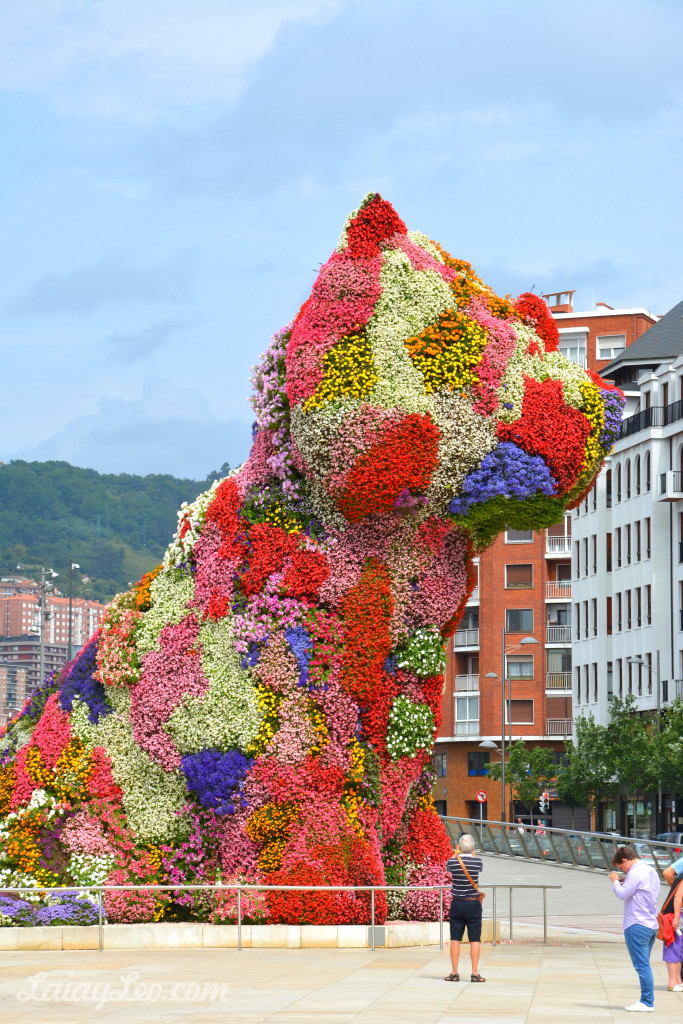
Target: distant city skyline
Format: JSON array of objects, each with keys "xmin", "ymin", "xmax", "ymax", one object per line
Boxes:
[{"xmin": 2, "ymin": 0, "xmax": 682, "ymax": 479}]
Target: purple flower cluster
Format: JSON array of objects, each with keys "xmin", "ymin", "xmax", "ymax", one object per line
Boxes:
[
  {"xmin": 181, "ymin": 749, "xmax": 253, "ymax": 815},
  {"xmin": 448, "ymin": 442, "xmax": 557, "ymax": 514},
  {"xmin": 58, "ymin": 638, "xmax": 111, "ymax": 723},
  {"xmin": 599, "ymin": 389, "xmax": 624, "ymax": 448},
  {"xmin": 285, "ymin": 626, "xmax": 314, "ymax": 686},
  {"xmin": 0, "ymin": 893, "xmax": 98, "ymax": 927}
]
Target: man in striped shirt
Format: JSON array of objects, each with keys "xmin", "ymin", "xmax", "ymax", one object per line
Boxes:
[{"xmin": 445, "ymin": 833, "xmax": 485, "ymax": 982}]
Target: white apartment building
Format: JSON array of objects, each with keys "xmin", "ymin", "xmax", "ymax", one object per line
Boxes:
[{"xmin": 571, "ymin": 300, "xmax": 683, "ymax": 831}]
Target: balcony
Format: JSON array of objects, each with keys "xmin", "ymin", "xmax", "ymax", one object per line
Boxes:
[
  {"xmin": 467, "ymin": 586, "xmax": 480, "ymax": 603},
  {"xmin": 546, "ymin": 672, "xmax": 572, "ymax": 690},
  {"xmin": 546, "ymin": 718, "xmax": 572, "ymax": 736},
  {"xmin": 546, "ymin": 536, "xmax": 572, "ymax": 556},
  {"xmin": 455, "ymin": 673, "xmax": 480, "ymax": 692},
  {"xmin": 658, "ymin": 471, "xmax": 683, "ymax": 502},
  {"xmin": 546, "ymin": 625, "xmax": 572, "ymax": 644},
  {"xmin": 455, "ymin": 721, "xmax": 480, "ymax": 736},
  {"xmin": 546, "ymin": 581, "xmax": 572, "ymax": 601},
  {"xmin": 453, "ymin": 628, "xmax": 480, "ymax": 648}
]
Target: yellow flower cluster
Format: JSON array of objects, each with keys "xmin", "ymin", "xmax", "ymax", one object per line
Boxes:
[
  {"xmin": 134, "ymin": 565, "xmax": 163, "ymax": 612},
  {"xmin": 145, "ymin": 844, "xmax": 164, "ymax": 875},
  {"xmin": 26, "ymin": 747, "xmax": 51, "ymax": 787},
  {"xmin": 0, "ymin": 763, "xmax": 14, "ymax": 815},
  {"xmin": 34, "ymin": 868, "xmax": 61, "ymax": 888},
  {"xmin": 5, "ymin": 819, "xmax": 42, "ymax": 873},
  {"xmin": 307, "ymin": 701, "xmax": 329, "ymax": 755},
  {"xmin": 246, "ymin": 686, "xmax": 281, "ymax": 757},
  {"xmin": 52, "ymin": 739, "xmax": 93, "ymax": 803},
  {"xmin": 405, "ymin": 309, "xmax": 489, "ymax": 394},
  {"xmin": 417, "ymin": 792, "xmax": 437, "ymax": 812},
  {"xmin": 578, "ymin": 379, "xmax": 606, "ymax": 469},
  {"xmin": 432, "ymin": 243, "xmax": 515, "ymax": 318},
  {"xmin": 259, "ymin": 501, "xmax": 302, "ymax": 534},
  {"xmin": 303, "ymin": 332, "xmax": 378, "ymax": 412},
  {"xmin": 341, "ymin": 741, "xmax": 365, "ymax": 835},
  {"xmin": 246, "ymin": 801, "xmax": 300, "ymax": 872}
]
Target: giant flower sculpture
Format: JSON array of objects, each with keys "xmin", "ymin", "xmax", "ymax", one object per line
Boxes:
[{"xmin": 0, "ymin": 194, "xmax": 622, "ymax": 926}]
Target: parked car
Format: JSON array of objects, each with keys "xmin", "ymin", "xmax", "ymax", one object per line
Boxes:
[
  {"xmin": 655, "ymin": 833, "xmax": 683, "ymax": 853},
  {"xmin": 632, "ymin": 842, "xmax": 677, "ymax": 868}
]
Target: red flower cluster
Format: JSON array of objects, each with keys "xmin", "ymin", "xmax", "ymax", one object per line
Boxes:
[
  {"xmin": 496, "ymin": 377, "xmax": 591, "ymax": 492},
  {"xmin": 205, "ymin": 478, "xmax": 246, "ymax": 561},
  {"xmin": 339, "ymin": 559, "xmax": 393, "ymax": 706},
  {"xmin": 337, "ymin": 414, "xmax": 440, "ymax": 521},
  {"xmin": 344, "ymin": 194, "xmax": 407, "ymax": 258},
  {"xmin": 239, "ymin": 523, "xmax": 298, "ymax": 596},
  {"xmin": 401, "ymin": 808, "xmax": 453, "ymax": 866},
  {"xmin": 281, "ymin": 549, "xmax": 329, "ymax": 600},
  {"xmin": 513, "ymin": 293, "xmax": 559, "ymax": 352}
]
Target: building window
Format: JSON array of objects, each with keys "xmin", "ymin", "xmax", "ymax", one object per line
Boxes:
[
  {"xmin": 616, "ymin": 463, "xmax": 622, "ymax": 502},
  {"xmin": 646, "ymin": 585, "xmax": 652, "ymax": 626},
  {"xmin": 636, "ymin": 587, "xmax": 642, "ymax": 628},
  {"xmin": 507, "ymin": 699, "xmax": 534, "ymax": 724},
  {"xmin": 592, "ymin": 663, "xmax": 598, "ymax": 703},
  {"xmin": 467, "ymin": 751, "xmax": 490, "ymax": 776},
  {"xmin": 645, "ymin": 452, "xmax": 651, "ymax": 491},
  {"xmin": 626, "ymin": 524, "xmax": 632, "ymax": 564},
  {"xmin": 606, "ymin": 532, "xmax": 612, "ymax": 572},
  {"xmin": 455, "ymin": 696, "xmax": 479, "ymax": 735},
  {"xmin": 616, "ymin": 527, "xmax": 622, "ymax": 567},
  {"xmin": 433, "ymin": 752, "xmax": 447, "ymax": 777},
  {"xmin": 606, "ymin": 469, "xmax": 612, "ymax": 508},
  {"xmin": 506, "ymin": 655, "xmax": 534, "ymax": 679},
  {"xmin": 574, "ymin": 602, "xmax": 581, "ymax": 640},
  {"xmin": 583, "ymin": 664, "xmax": 590, "ymax": 704},
  {"xmin": 635, "ymin": 521, "xmax": 641, "ymax": 562},
  {"xmin": 607, "ymin": 661, "xmax": 613, "ymax": 697},
  {"xmin": 582, "ymin": 538, "xmax": 589, "ymax": 576},
  {"xmin": 505, "ymin": 609, "xmax": 533, "ymax": 633},
  {"xmin": 435, "ymin": 800, "xmax": 447, "ymax": 816},
  {"xmin": 575, "ymin": 665, "xmax": 581, "ymax": 704},
  {"xmin": 592, "ymin": 535, "xmax": 597, "ymax": 574},
  {"xmin": 626, "ymin": 459, "xmax": 631, "ymax": 499},
  {"xmin": 583, "ymin": 600, "xmax": 589, "ymax": 639},
  {"xmin": 635, "ymin": 455, "xmax": 641, "ymax": 495},
  {"xmin": 617, "ymin": 658, "xmax": 623, "ymax": 697},
  {"xmin": 592, "ymin": 598, "xmax": 598, "ymax": 636},
  {"xmin": 559, "ymin": 330, "xmax": 587, "ymax": 366},
  {"xmin": 645, "ymin": 517, "xmax": 651, "ymax": 559},
  {"xmin": 606, "ymin": 596, "xmax": 613, "ymax": 635},
  {"xmin": 506, "ymin": 529, "xmax": 533, "ymax": 543},
  {"xmin": 505, "ymin": 564, "xmax": 533, "ymax": 589},
  {"xmin": 626, "ymin": 591, "xmax": 632, "ymax": 630},
  {"xmin": 597, "ymin": 333, "xmax": 626, "ymax": 360}
]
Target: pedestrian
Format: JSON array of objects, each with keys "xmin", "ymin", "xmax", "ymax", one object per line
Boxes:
[
  {"xmin": 609, "ymin": 845, "xmax": 661, "ymax": 1012},
  {"xmin": 444, "ymin": 833, "xmax": 486, "ymax": 983},
  {"xmin": 658, "ymin": 869, "xmax": 683, "ymax": 991},
  {"xmin": 516, "ymin": 817, "xmax": 525, "ymax": 835}
]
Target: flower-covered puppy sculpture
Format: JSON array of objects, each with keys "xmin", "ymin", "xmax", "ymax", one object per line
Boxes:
[{"xmin": 0, "ymin": 194, "xmax": 622, "ymax": 926}]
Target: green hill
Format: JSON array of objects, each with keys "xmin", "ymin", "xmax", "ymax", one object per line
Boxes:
[{"xmin": 0, "ymin": 460, "xmax": 228, "ymax": 603}]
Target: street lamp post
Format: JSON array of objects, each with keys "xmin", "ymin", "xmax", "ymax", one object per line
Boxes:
[
  {"xmin": 67, "ymin": 563, "xmax": 80, "ymax": 662},
  {"xmin": 481, "ymin": 632, "xmax": 539, "ymax": 822},
  {"xmin": 17, "ymin": 563, "xmax": 59, "ymax": 692},
  {"xmin": 626, "ymin": 651, "xmax": 661, "ymax": 834}
]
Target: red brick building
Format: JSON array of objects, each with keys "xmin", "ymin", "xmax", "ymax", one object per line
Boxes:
[{"xmin": 432, "ymin": 294, "xmax": 657, "ymax": 827}]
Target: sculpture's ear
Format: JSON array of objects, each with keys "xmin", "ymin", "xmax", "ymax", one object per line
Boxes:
[{"xmin": 285, "ymin": 193, "xmax": 407, "ymax": 410}]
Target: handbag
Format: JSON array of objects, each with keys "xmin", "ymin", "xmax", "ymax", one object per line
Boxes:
[{"xmin": 457, "ymin": 853, "xmax": 486, "ymax": 903}]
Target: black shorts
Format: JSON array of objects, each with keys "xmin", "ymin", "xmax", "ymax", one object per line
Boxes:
[{"xmin": 449, "ymin": 898, "xmax": 483, "ymax": 942}]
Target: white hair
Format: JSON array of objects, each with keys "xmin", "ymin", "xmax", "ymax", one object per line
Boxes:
[{"xmin": 459, "ymin": 833, "xmax": 476, "ymax": 854}]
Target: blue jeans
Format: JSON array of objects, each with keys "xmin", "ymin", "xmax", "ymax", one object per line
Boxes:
[{"xmin": 624, "ymin": 924, "xmax": 657, "ymax": 1007}]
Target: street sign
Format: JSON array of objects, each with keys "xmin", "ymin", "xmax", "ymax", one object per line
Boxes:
[{"xmin": 476, "ymin": 791, "xmax": 487, "ymax": 803}]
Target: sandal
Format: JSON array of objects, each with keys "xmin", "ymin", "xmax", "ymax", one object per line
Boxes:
[
  {"xmin": 470, "ymin": 974, "xmax": 486, "ymax": 983},
  {"xmin": 444, "ymin": 973, "xmax": 460, "ymax": 982}
]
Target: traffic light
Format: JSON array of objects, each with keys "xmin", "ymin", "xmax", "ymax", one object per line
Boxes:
[{"xmin": 538, "ymin": 793, "xmax": 549, "ymax": 813}]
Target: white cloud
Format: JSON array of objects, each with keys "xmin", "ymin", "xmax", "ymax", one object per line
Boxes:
[{"xmin": 0, "ymin": 0, "xmax": 344, "ymax": 121}]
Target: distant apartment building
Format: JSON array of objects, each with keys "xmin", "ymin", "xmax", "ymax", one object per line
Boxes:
[
  {"xmin": 0, "ymin": 638, "xmax": 69, "ymax": 697},
  {"xmin": 0, "ymin": 593, "xmax": 106, "ymax": 647},
  {"xmin": 572, "ymin": 299, "xmax": 683, "ymax": 835},
  {"xmin": 0, "ymin": 662, "xmax": 28, "ymax": 726},
  {"xmin": 0, "ymin": 575, "xmax": 40, "ymax": 598},
  {"xmin": 432, "ymin": 293, "xmax": 657, "ymax": 828}
]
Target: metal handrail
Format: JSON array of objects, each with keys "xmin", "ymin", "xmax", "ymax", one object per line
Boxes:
[
  {"xmin": 442, "ymin": 816, "xmax": 683, "ymax": 878},
  {"xmin": 0, "ymin": 879, "xmax": 561, "ymax": 951}
]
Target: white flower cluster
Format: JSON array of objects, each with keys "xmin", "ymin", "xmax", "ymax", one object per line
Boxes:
[
  {"xmin": 386, "ymin": 696, "xmax": 435, "ymax": 761},
  {"xmin": 68, "ymin": 852, "xmax": 115, "ymax": 894},
  {"xmin": 166, "ymin": 619, "xmax": 262, "ymax": 754},
  {"xmin": 136, "ymin": 570, "xmax": 195, "ymax": 657},
  {"xmin": 163, "ymin": 480, "xmax": 221, "ymax": 569},
  {"xmin": 395, "ymin": 627, "xmax": 447, "ymax": 677}
]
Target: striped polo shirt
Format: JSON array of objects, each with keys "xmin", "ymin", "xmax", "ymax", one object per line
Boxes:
[{"xmin": 446, "ymin": 853, "xmax": 483, "ymax": 900}]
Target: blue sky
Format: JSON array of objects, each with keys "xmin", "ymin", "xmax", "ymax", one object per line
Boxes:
[{"xmin": 2, "ymin": 0, "xmax": 682, "ymax": 480}]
